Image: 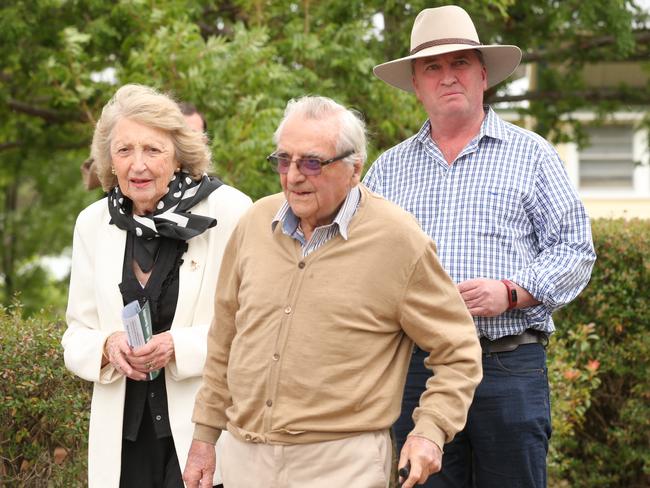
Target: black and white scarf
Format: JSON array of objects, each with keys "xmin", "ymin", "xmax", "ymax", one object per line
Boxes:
[{"xmin": 108, "ymin": 172, "xmax": 222, "ymax": 271}]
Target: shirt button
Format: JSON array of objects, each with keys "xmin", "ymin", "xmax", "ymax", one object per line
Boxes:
[
  {"xmin": 272, "ymin": 353, "xmax": 280, "ymax": 361},
  {"xmin": 155, "ymin": 415, "xmax": 162, "ymax": 421},
  {"xmin": 266, "ymin": 399, "xmax": 273, "ymax": 407},
  {"xmin": 298, "ymin": 261, "xmax": 305, "ymax": 269},
  {"xmin": 284, "ymin": 306, "xmax": 292, "ymax": 314}
]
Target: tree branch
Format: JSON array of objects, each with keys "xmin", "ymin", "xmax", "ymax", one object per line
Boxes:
[
  {"xmin": 0, "ymin": 142, "xmax": 21, "ymax": 152},
  {"xmin": 488, "ymin": 88, "xmax": 650, "ymax": 105},
  {"xmin": 7, "ymin": 99, "xmax": 87, "ymax": 123},
  {"xmin": 522, "ymin": 30, "xmax": 650, "ymax": 63}
]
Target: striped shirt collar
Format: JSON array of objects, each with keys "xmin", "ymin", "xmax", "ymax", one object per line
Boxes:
[{"xmin": 271, "ymin": 185, "xmax": 361, "ymax": 241}]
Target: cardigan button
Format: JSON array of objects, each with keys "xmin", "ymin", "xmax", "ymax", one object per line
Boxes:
[
  {"xmin": 266, "ymin": 399, "xmax": 273, "ymax": 407},
  {"xmin": 284, "ymin": 306, "xmax": 292, "ymax": 314},
  {"xmin": 298, "ymin": 261, "xmax": 305, "ymax": 269}
]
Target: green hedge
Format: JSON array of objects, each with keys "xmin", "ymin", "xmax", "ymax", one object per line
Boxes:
[
  {"xmin": 0, "ymin": 305, "xmax": 90, "ymax": 486},
  {"xmin": 1, "ymin": 219, "xmax": 647, "ymax": 487},
  {"xmin": 551, "ymin": 218, "xmax": 650, "ymax": 487}
]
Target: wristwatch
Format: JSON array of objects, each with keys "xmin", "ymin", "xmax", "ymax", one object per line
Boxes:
[{"xmin": 500, "ymin": 279, "xmax": 518, "ymax": 310}]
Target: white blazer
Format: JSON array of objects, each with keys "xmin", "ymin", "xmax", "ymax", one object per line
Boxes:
[{"xmin": 63, "ymin": 184, "xmax": 251, "ymax": 488}]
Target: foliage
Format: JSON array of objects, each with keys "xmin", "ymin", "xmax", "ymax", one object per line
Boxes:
[
  {"xmin": 0, "ymin": 304, "xmax": 91, "ymax": 486},
  {"xmin": 553, "ymin": 218, "xmax": 650, "ymax": 487},
  {"xmin": 547, "ymin": 322, "xmax": 601, "ymax": 484},
  {"xmin": 2, "ymin": 0, "xmax": 648, "ymax": 313}
]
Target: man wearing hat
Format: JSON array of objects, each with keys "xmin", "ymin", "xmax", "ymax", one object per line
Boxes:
[{"xmin": 364, "ymin": 5, "xmax": 596, "ymax": 487}]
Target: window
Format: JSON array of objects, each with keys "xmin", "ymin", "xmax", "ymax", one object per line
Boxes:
[{"xmin": 578, "ymin": 126, "xmax": 635, "ymax": 190}]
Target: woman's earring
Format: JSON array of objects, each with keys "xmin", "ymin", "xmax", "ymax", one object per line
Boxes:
[
  {"xmin": 111, "ymin": 166, "xmax": 116, "ymax": 175},
  {"xmin": 174, "ymin": 166, "xmax": 181, "ymax": 173}
]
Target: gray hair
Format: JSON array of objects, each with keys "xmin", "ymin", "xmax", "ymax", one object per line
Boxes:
[
  {"xmin": 273, "ymin": 96, "xmax": 367, "ymax": 166},
  {"xmin": 91, "ymin": 84, "xmax": 211, "ymax": 191}
]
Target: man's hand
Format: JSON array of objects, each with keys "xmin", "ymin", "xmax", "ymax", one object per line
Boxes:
[
  {"xmin": 457, "ymin": 278, "xmax": 509, "ymax": 317},
  {"xmin": 397, "ymin": 436, "xmax": 442, "ymax": 488},
  {"xmin": 183, "ymin": 439, "xmax": 216, "ymax": 488}
]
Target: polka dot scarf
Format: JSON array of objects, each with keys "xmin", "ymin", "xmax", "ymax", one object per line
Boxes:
[{"xmin": 108, "ymin": 171, "xmax": 222, "ymax": 271}]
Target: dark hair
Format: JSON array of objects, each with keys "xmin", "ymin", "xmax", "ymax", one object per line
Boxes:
[{"xmin": 177, "ymin": 101, "xmax": 207, "ymax": 132}]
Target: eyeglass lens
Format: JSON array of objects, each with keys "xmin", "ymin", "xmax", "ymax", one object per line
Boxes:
[{"xmin": 273, "ymin": 156, "xmax": 323, "ymax": 175}]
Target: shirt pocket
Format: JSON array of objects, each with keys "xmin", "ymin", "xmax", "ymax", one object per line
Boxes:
[{"xmin": 464, "ymin": 186, "xmax": 529, "ymax": 239}]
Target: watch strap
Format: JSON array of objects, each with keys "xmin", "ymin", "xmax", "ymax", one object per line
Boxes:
[{"xmin": 500, "ymin": 279, "xmax": 518, "ymax": 310}]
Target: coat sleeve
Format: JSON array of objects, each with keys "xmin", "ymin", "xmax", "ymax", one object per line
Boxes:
[{"xmin": 62, "ymin": 210, "xmax": 122, "ymax": 384}]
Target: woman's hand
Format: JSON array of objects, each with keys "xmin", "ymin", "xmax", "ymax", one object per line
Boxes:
[
  {"xmin": 127, "ymin": 331, "xmax": 175, "ymax": 375},
  {"xmin": 103, "ymin": 331, "xmax": 147, "ymax": 381}
]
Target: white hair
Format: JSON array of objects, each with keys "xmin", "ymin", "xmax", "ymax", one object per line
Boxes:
[{"xmin": 273, "ymin": 96, "xmax": 367, "ymax": 166}]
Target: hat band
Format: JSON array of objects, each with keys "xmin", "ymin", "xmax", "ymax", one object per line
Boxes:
[{"xmin": 410, "ymin": 38, "xmax": 481, "ymax": 55}]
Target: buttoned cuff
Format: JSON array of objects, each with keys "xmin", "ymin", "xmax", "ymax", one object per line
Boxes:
[
  {"xmin": 409, "ymin": 419, "xmax": 446, "ymax": 453},
  {"xmin": 193, "ymin": 423, "xmax": 222, "ymax": 445}
]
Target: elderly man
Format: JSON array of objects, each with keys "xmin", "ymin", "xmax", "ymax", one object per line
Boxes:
[
  {"xmin": 183, "ymin": 96, "xmax": 482, "ymax": 488},
  {"xmin": 364, "ymin": 5, "xmax": 596, "ymax": 488}
]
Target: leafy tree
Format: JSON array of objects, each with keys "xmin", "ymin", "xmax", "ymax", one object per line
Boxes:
[{"xmin": 1, "ymin": 0, "xmax": 648, "ymax": 313}]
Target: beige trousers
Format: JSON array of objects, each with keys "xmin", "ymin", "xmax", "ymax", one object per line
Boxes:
[{"xmin": 220, "ymin": 430, "xmax": 392, "ymax": 488}]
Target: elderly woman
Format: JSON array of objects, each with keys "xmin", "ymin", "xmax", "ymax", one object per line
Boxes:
[{"xmin": 63, "ymin": 84, "xmax": 251, "ymax": 488}]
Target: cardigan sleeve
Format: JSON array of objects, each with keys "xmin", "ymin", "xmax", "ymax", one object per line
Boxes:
[
  {"xmin": 191, "ymin": 224, "xmax": 242, "ymax": 444},
  {"xmin": 398, "ymin": 241, "xmax": 483, "ymax": 450}
]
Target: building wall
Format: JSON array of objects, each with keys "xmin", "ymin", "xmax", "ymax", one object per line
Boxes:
[{"xmin": 500, "ymin": 109, "xmax": 650, "ymax": 220}]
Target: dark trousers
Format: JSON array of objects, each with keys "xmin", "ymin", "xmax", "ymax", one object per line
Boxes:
[{"xmin": 394, "ymin": 343, "xmax": 551, "ymax": 488}]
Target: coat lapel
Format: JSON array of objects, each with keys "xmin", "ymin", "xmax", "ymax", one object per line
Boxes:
[{"xmin": 173, "ymin": 199, "xmax": 208, "ymax": 329}]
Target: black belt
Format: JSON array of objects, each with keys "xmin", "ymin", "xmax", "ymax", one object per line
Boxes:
[
  {"xmin": 412, "ymin": 329, "xmax": 548, "ymax": 357},
  {"xmin": 480, "ymin": 329, "xmax": 548, "ymax": 354}
]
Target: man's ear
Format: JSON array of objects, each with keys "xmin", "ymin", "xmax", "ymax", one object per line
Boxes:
[{"xmin": 352, "ymin": 159, "xmax": 363, "ymax": 183}]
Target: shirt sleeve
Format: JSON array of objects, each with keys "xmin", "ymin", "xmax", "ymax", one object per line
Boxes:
[
  {"xmin": 511, "ymin": 147, "xmax": 596, "ymax": 320},
  {"xmin": 399, "ymin": 242, "xmax": 483, "ymax": 450}
]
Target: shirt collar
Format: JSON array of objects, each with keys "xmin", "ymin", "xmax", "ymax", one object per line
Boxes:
[
  {"xmin": 416, "ymin": 105, "xmax": 509, "ymax": 147},
  {"xmin": 271, "ymin": 185, "xmax": 361, "ymax": 240}
]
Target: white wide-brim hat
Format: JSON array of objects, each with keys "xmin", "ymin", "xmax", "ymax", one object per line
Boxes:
[{"xmin": 374, "ymin": 5, "xmax": 522, "ymax": 92}]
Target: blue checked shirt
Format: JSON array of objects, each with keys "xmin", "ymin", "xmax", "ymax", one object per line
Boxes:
[
  {"xmin": 363, "ymin": 107, "xmax": 596, "ymax": 339},
  {"xmin": 271, "ymin": 186, "xmax": 361, "ymax": 257}
]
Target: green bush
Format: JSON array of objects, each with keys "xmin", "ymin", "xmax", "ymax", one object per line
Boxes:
[
  {"xmin": 552, "ymin": 218, "xmax": 650, "ymax": 487},
  {"xmin": 0, "ymin": 304, "xmax": 90, "ymax": 486}
]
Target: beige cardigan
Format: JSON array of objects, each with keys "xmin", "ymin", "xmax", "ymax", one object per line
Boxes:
[
  {"xmin": 63, "ymin": 185, "xmax": 251, "ymax": 488},
  {"xmin": 193, "ymin": 185, "xmax": 482, "ymax": 451}
]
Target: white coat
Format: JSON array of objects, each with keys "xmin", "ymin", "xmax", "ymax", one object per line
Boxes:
[{"xmin": 63, "ymin": 184, "xmax": 251, "ymax": 488}]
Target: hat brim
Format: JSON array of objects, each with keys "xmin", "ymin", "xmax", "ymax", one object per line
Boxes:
[{"xmin": 373, "ymin": 44, "xmax": 522, "ymax": 92}]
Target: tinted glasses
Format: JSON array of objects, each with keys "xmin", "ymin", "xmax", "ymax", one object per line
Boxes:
[{"xmin": 267, "ymin": 150, "xmax": 355, "ymax": 176}]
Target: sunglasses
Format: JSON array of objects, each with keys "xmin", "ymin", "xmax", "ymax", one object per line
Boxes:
[{"xmin": 267, "ymin": 150, "xmax": 355, "ymax": 176}]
